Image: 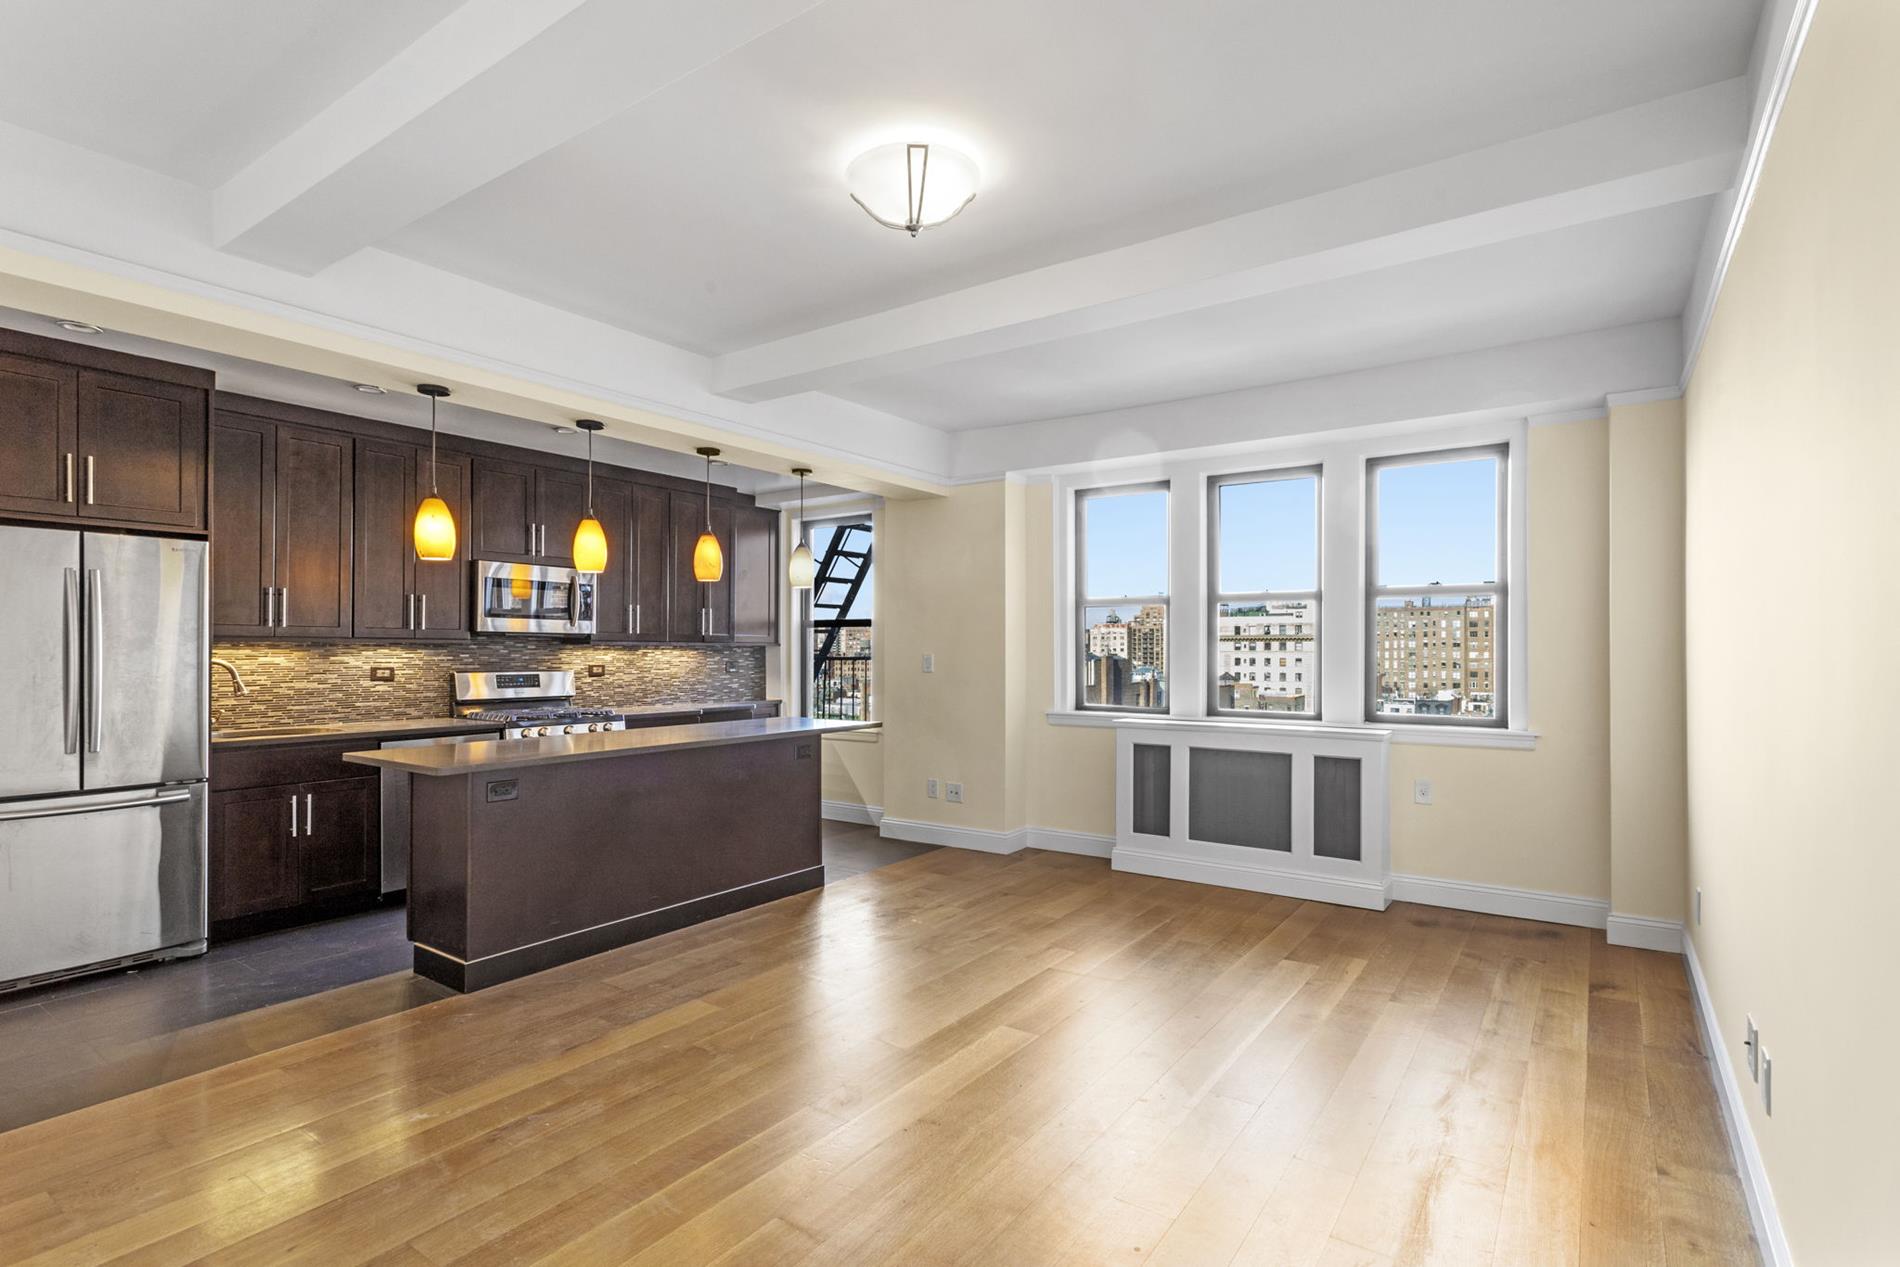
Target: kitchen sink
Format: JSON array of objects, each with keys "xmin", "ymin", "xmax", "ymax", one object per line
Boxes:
[{"xmin": 211, "ymin": 724, "xmax": 347, "ymax": 740}]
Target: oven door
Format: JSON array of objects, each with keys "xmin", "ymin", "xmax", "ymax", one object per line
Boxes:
[{"xmin": 474, "ymin": 561, "xmax": 596, "ymax": 636}]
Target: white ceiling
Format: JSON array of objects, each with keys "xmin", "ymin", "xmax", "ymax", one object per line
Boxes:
[{"xmin": 0, "ymin": 0, "xmax": 1772, "ymax": 485}]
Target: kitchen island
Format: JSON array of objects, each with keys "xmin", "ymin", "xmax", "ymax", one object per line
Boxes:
[{"xmin": 345, "ymin": 717, "xmax": 876, "ymax": 990}]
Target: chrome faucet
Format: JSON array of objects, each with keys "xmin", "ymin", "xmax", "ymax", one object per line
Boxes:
[{"xmin": 210, "ymin": 658, "xmax": 250, "ymax": 696}]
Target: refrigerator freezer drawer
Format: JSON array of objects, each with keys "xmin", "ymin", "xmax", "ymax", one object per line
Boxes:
[{"xmin": 0, "ymin": 784, "xmax": 207, "ymax": 990}]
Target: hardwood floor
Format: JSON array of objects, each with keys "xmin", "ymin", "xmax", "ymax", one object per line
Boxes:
[{"xmin": 0, "ymin": 846, "xmax": 1754, "ymax": 1265}]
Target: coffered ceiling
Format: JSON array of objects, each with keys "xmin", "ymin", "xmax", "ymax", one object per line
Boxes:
[{"xmin": 0, "ymin": 0, "xmax": 1778, "ymax": 490}]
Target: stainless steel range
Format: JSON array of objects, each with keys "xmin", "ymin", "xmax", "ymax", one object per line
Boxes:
[{"xmin": 452, "ymin": 671, "xmax": 627, "ymax": 740}]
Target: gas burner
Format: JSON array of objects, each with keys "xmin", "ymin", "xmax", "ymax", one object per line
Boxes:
[{"xmin": 452, "ymin": 670, "xmax": 629, "ymax": 741}]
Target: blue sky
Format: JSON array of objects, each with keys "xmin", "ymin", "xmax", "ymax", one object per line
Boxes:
[
  {"xmin": 1082, "ymin": 456, "xmax": 1497, "ymax": 598},
  {"xmin": 810, "ymin": 520, "xmax": 873, "ymax": 620}
]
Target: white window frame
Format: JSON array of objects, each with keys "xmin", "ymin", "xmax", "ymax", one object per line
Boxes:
[
  {"xmin": 1073, "ymin": 482, "xmax": 1171, "ymax": 714},
  {"xmin": 1206, "ymin": 464, "xmax": 1322, "ymax": 720},
  {"xmin": 1048, "ymin": 417, "xmax": 1532, "ymax": 748},
  {"xmin": 1365, "ymin": 444, "xmax": 1510, "ymax": 730}
]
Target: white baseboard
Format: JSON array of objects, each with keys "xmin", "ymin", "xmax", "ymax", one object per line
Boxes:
[
  {"xmin": 821, "ymin": 800, "xmax": 884, "ymax": 827},
  {"xmin": 1388, "ymin": 873, "xmax": 1609, "ymax": 930},
  {"xmin": 1024, "ymin": 827, "xmax": 1114, "ymax": 858},
  {"xmin": 1683, "ymin": 935, "xmax": 1791, "ymax": 1266},
  {"xmin": 1113, "ymin": 846, "xmax": 1390, "ymax": 911},
  {"xmin": 878, "ymin": 816, "xmax": 1026, "ymax": 854},
  {"xmin": 1605, "ymin": 912, "xmax": 1685, "ymax": 954}
]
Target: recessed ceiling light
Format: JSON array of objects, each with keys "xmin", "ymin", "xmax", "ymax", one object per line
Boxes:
[
  {"xmin": 352, "ymin": 383, "xmax": 387, "ymax": 394},
  {"xmin": 55, "ymin": 318, "xmax": 102, "ymax": 334},
  {"xmin": 549, "ymin": 425, "xmax": 575, "ymax": 435}
]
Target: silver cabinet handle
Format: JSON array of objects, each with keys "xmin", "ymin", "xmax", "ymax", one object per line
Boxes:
[
  {"xmin": 279, "ymin": 586, "xmax": 289, "ymax": 627},
  {"xmin": 289, "ymin": 794, "xmax": 298, "ymax": 838},
  {"xmin": 634, "ymin": 603, "xmax": 641, "ymax": 634},
  {"xmin": 627, "ymin": 603, "xmax": 635, "ymax": 634},
  {"xmin": 63, "ymin": 568, "xmax": 80, "ymax": 754},
  {"xmin": 419, "ymin": 593, "xmax": 428, "ymax": 631},
  {"xmin": 85, "ymin": 454, "xmax": 95, "ymax": 505},
  {"xmin": 64, "ymin": 453, "xmax": 75, "ymax": 504},
  {"xmin": 262, "ymin": 586, "xmax": 274, "ymax": 628},
  {"xmin": 85, "ymin": 569, "xmax": 103, "ymax": 753},
  {"xmin": 305, "ymin": 792, "xmax": 314, "ymax": 834}
]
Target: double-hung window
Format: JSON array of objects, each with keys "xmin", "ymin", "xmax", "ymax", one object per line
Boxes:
[
  {"xmin": 1208, "ymin": 468, "xmax": 1320, "ymax": 718},
  {"xmin": 1366, "ymin": 446, "xmax": 1507, "ymax": 727},
  {"xmin": 1075, "ymin": 484, "xmax": 1169, "ymax": 712}
]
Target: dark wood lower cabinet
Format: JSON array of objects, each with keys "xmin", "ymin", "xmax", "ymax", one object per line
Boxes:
[{"xmin": 209, "ymin": 767, "xmax": 381, "ymax": 937}]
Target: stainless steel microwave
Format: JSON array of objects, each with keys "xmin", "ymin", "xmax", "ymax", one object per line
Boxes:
[{"xmin": 474, "ymin": 560, "xmax": 595, "ymax": 636}]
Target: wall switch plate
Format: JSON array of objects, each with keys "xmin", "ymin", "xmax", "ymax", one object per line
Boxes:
[
  {"xmin": 1695, "ymin": 888, "xmax": 1702, "ymax": 925},
  {"xmin": 945, "ymin": 782, "xmax": 963, "ymax": 804},
  {"xmin": 922, "ymin": 653, "xmax": 935, "ymax": 673},
  {"xmin": 1759, "ymin": 1049, "xmax": 1772, "ymax": 1114},
  {"xmin": 369, "ymin": 666, "xmax": 395, "ymax": 683},
  {"xmin": 1412, "ymin": 778, "xmax": 1433, "ymax": 806},
  {"xmin": 926, "ymin": 778, "xmax": 939, "ymax": 799},
  {"xmin": 587, "ymin": 663, "xmax": 606, "ymax": 677},
  {"xmin": 1745, "ymin": 1015, "xmax": 1759, "ymax": 1081}
]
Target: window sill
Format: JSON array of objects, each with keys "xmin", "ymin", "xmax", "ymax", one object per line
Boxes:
[{"xmin": 1043, "ymin": 710, "xmax": 1538, "ymax": 750}]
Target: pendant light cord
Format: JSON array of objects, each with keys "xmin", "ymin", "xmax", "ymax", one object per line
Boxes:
[
  {"xmin": 428, "ymin": 393, "xmax": 439, "ymax": 495},
  {"xmin": 704, "ymin": 453, "xmax": 713, "ymax": 531}
]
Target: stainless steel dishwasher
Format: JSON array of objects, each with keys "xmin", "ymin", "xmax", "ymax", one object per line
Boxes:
[{"xmin": 378, "ymin": 731, "xmax": 500, "ymax": 893}]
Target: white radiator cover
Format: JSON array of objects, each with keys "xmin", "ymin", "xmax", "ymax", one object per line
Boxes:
[{"xmin": 1112, "ymin": 719, "xmax": 1391, "ymax": 910}]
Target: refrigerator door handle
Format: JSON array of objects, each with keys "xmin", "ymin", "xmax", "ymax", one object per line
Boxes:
[
  {"xmin": 63, "ymin": 567, "xmax": 81, "ymax": 755},
  {"xmin": 0, "ymin": 787, "xmax": 192, "ymax": 823},
  {"xmin": 85, "ymin": 568, "xmax": 103, "ymax": 754}
]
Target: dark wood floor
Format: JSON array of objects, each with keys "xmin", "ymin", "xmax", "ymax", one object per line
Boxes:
[{"xmin": 0, "ymin": 821, "xmax": 934, "ymax": 1133}]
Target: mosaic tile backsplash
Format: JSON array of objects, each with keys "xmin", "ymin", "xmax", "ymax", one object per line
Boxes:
[{"xmin": 212, "ymin": 640, "xmax": 768, "ymax": 729}]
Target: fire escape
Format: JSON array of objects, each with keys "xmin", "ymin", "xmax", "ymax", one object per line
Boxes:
[{"xmin": 810, "ymin": 521, "xmax": 872, "ymax": 718}]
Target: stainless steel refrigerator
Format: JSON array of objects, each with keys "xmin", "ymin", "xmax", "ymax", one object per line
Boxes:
[{"xmin": 0, "ymin": 526, "xmax": 209, "ymax": 992}]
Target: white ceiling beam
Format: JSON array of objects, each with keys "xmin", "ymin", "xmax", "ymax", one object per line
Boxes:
[
  {"xmin": 714, "ymin": 79, "xmax": 1747, "ymax": 403},
  {"xmin": 214, "ymin": 0, "xmax": 823, "ymax": 274}
]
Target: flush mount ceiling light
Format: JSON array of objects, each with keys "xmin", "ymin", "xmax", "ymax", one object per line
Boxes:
[
  {"xmin": 54, "ymin": 318, "xmax": 102, "ymax": 334},
  {"xmin": 693, "ymin": 447, "xmax": 724, "ymax": 583},
  {"xmin": 412, "ymin": 384, "xmax": 457, "ymax": 562},
  {"xmin": 846, "ymin": 142, "xmax": 978, "ymax": 237},
  {"xmin": 572, "ymin": 420, "xmax": 608, "ymax": 575},
  {"xmin": 787, "ymin": 467, "xmax": 815, "ymax": 588}
]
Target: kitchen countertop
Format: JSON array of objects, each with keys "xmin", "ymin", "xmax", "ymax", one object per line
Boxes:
[
  {"xmin": 210, "ymin": 717, "xmax": 501, "ymax": 749},
  {"xmin": 343, "ymin": 718, "xmax": 878, "ymax": 776},
  {"xmin": 614, "ymin": 699, "xmax": 778, "ymax": 718}
]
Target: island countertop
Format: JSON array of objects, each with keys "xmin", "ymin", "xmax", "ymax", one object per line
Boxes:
[{"xmin": 342, "ymin": 716, "xmax": 878, "ymax": 776}]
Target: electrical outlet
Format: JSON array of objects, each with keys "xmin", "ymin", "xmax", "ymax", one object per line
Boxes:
[
  {"xmin": 370, "ymin": 666, "xmax": 395, "ymax": 683},
  {"xmin": 926, "ymin": 778, "xmax": 939, "ymax": 799},
  {"xmin": 1412, "ymin": 778, "xmax": 1433, "ymax": 806},
  {"xmin": 1695, "ymin": 887, "xmax": 1702, "ymax": 925},
  {"xmin": 922, "ymin": 653, "xmax": 935, "ymax": 673},
  {"xmin": 945, "ymin": 782, "xmax": 963, "ymax": 804},
  {"xmin": 1745, "ymin": 1015, "xmax": 1759, "ymax": 1081},
  {"xmin": 1760, "ymin": 1049, "xmax": 1772, "ymax": 1115}
]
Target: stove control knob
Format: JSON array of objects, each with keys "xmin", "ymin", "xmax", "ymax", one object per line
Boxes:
[
  {"xmin": 532, "ymin": 726, "xmax": 549, "ymax": 738},
  {"xmin": 562, "ymin": 724, "xmax": 579, "ymax": 735}
]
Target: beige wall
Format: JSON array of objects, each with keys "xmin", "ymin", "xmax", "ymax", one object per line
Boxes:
[
  {"xmin": 1608, "ymin": 399, "xmax": 1688, "ymax": 921},
  {"xmin": 1387, "ymin": 418, "xmax": 1610, "ymax": 897},
  {"xmin": 820, "ymin": 732, "xmax": 883, "ymax": 810},
  {"xmin": 1683, "ymin": 0, "xmax": 1900, "ymax": 1258}
]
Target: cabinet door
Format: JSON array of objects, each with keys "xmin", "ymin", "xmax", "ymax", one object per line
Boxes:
[
  {"xmin": 351, "ymin": 437, "xmax": 417, "ymax": 640},
  {"xmin": 631, "ymin": 485, "xmax": 670, "ymax": 644},
  {"xmin": 274, "ymin": 424, "xmax": 353, "ymax": 638},
  {"xmin": 300, "ymin": 779, "xmax": 378, "ymax": 902},
  {"xmin": 670, "ymin": 493, "xmax": 734, "ymax": 641},
  {"xmin": 732, "ymin": 505, "xmax": 779, "ymax": 645},
  {"xmin": 411, "ymin": 450, "xmax": 470, "ymax": 640},
  {"xmin": 209, "ymin": 786, "xmax": 300, "ymax": 921},
  {"xmin": 76, "ymin": 370, "xmax": 206, "ymax": 530},
  {"xmin": 588, "ymin": 476, "xmax": 635, "ymax": 642},
  {"xmin": 534, "ymin": 467, "xmax": 589, "ymax": 566},
  {"xmin": 210, "ymin": 415, "xmax": 276, "ymax": 636},
  {"xmin": 0, "ymin": 352, "xmax": 77, "ymax": 518},
  {"xmin": 471, "ymin": 458, "xmax": 535, "ymax": 561}
]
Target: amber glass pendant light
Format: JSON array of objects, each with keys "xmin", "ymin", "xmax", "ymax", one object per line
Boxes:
[
  {"xmin": 787, "ymin": 467, "xmax": 815, "ymax": 587},
  {"xmin": 412, "ymin": 384, "xmax": 456, "ymax": 561},
  {"xmin": 693, "ymin": 447, "xmax": 724, "ymax": 582},
  {"xmin": 572, "ymin": 419, "xmax": 608, "ymax": 574}
]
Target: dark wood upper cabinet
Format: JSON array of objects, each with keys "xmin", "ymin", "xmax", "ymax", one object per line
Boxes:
[
  {"xmin": 0, "ymin": 352, "xmax": 78, "ymax": 517},
  {"xmin": 535, "ymin": 468, "xmax": 588, "ymax": 566},
  {"xmin": 273, "ymin": 424, "xmax": 353, "ymax": 638},
  {"xmin": 353, "ymin": 437, "xmax": 470, "ymax": 640},
  {"xmin": 76, "ymin": 370, "xmax": 207, "ymax": 530},
  {"xmin": 210, "ymin": 415, "xmax": 275, "ymax": 637},
  {"xmin": 732, "ymin": 505, "xmax": 780, "ymax": 645},
  {"xmin": 591, "ymin": 478, "xmax": 671, "ymax": 644},
  {"xmin": 471, "ymin": 457, "xmax": 535, "ymax": 561},
  {"xmin": 670, "ymin": 493, "xmax": 734, "ymax": 642}
]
